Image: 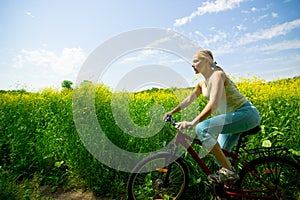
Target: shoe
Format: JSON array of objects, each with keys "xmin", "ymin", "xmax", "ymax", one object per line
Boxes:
[{"xmin": 208, "ymin": 167, "xmax": 239, "ymax": 183}]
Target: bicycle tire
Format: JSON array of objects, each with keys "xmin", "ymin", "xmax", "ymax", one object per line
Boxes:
[
  {"xmin": 127, "ymin": 152, "xmax": 189, "ymax": 200},
  {"xmin": 236, "ymin": 156, "xmax": 300, "ymax": 200}
]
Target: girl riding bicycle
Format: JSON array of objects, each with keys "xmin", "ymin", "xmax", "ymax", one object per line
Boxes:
[{"xmin": 163, "ymin": 49, "xmax": 260, "ymax": 183}]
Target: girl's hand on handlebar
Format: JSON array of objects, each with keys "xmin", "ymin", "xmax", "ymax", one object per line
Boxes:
[
  {"xmin": 177, "ymin": 121, "xmax": 194, "ymax": 130},
  {"xmin": 163, "ymin": 112, "xmax": 173, "ymax": 121}
]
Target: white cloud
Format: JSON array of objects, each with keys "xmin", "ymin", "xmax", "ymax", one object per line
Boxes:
[
  {"xmin": 272, "ymin": 12, "xmax": 278, "ymax": 18},
  {"xmin": 241, "ymin": 10, "xmax": 250, "ymax": 14},
  {"xmin": 13, "ymin": 48, "xmax": 86, "ymax": 75},
  {"xmin": 174, "ymin": 0, "xmax": 244, "ymax": 27},
  {"xmin": 191, "ymin": 28, "xmax": 228, "ymax": 48},
  {"xmin": 204, "ymin": 30, "xmax": 227, "ymax": 46},
  {"xmin": 251, "ymin": 7, "xmax": 257, "ymax": 12},
  {"xmin": 254, "ymin": 14, "xmax": 268, "ymax": 23},
  {"xmin": 13, "ymin": 49, "xmax": 57, "ymax": 68},
  {"xmin": 26, "ymin": 11, "xmax": 35, "ymax": 18},
  {"xmin": 236, "ymin": 24, "xmax": 247, "ymax": 31},
  {"xmin": 259, "ymin": 39, "xmax": 300, "ymax": 52},
  {"xmin": 52, "ymin": 48, "xmax": 86, "ymax": 75},
  {"xmin": 237, "ymin": 18, "xmax": 300, "ymax": 45},
  {"xmin": 242, "ymin": 4, "xmax": 271, "ymax": 14}
]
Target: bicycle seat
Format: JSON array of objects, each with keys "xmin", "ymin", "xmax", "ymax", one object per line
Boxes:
[{"xmin": 240, "ymin": 125, "xmax": 261, "ymax": 137}]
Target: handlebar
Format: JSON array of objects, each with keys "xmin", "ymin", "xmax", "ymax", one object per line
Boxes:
[
  {"xmin": 165, "ymin": 115, "xmax": 178, "ymax": 128},
  {"xmin": 165, "ymin": 115, "xmax": 201, "ymax": 144},
  {"xmin": 165, "ymin": 115, "xmax": 194, "ymax": 131}
]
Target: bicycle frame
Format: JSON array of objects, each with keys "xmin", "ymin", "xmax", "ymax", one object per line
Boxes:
[{"xmin": 173, "ymin": 129, "xmax": 212, "ymax": 175}]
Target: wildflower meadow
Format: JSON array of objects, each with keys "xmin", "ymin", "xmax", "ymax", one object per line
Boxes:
[{"xmin": 0, "ymin": 77, "xmax": 299, "ymax": 199}]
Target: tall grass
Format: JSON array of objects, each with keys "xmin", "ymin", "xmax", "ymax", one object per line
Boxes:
[{"xmin": 0, "ymin": 77, "xmax": 299, "ymax": 199}]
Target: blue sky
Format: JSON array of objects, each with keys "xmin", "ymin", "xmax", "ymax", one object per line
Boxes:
[{"xmin": 1, "ymin": 0, "xmax": 300, "ymax": 91}]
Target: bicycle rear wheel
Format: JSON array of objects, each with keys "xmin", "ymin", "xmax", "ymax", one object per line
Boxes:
[
  {"xmin": 237, "ymin": 156, "xmax": 300, "ymax": 199},
  {"xmin": 127, "ymin": 152, "xmax": 188, "ymax": 200}
]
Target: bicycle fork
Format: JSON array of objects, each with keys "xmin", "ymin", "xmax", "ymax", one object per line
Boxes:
[{"xmin": 154, "ymin": 144, "xmax": 178, "ymax": 188}]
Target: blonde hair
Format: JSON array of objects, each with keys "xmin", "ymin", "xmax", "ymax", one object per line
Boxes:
[{"xmin": 195, "ymin": 49, "xmax": 223, "ymax": 71}]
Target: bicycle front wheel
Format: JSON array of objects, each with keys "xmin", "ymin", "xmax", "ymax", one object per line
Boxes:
[
  {"xmin": 127, "ymin": 152, "xmax": 188, "ymax": 200},
  {"xmin": 237, "ymin": 156, "xmax": 300, "ymax": 199}
]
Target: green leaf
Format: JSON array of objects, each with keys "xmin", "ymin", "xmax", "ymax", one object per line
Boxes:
[
  {"xmin": 289, "ymin": 149, "xmax": 300, "ymax": 156},
  {"xmin": 262, "ymin": 140, "xmax": 272, "ymax": 147},
  {"xmin": 54, "ymin": 161, "xmax": 64, "ymax": 168}
]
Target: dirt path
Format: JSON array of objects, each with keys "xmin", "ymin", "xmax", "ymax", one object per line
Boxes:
[{"xmin": 40, "ymin": 186, "xmax": 125, "ymax": 200}]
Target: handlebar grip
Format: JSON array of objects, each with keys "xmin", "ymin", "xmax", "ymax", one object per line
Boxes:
[{"xmin": 165, "ymin": 115, "xmax": 177, "ymax": 126}]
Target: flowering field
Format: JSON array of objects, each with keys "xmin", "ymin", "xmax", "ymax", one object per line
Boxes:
[{"xmin": 0, "ymin": 77, "xmax": 299, "ymax": 199}]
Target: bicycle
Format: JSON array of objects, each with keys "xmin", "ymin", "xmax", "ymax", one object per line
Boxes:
[{"xmin": 127, "ymin": 116, "xmax": 300, "ymax": 199}]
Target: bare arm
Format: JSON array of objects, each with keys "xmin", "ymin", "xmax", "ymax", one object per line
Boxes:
[
  {"xmin": 164, "ymin": 81, "xmax": 203, "ymax": 118},
  {"xmin": 191, "ymin": 71, "xmax": 226, "ymax": 125}
]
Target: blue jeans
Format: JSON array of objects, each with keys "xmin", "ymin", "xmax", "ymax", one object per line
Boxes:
[{"xmin": 195, "ymin": 102, "xmax": 260, "ymax": 151}]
